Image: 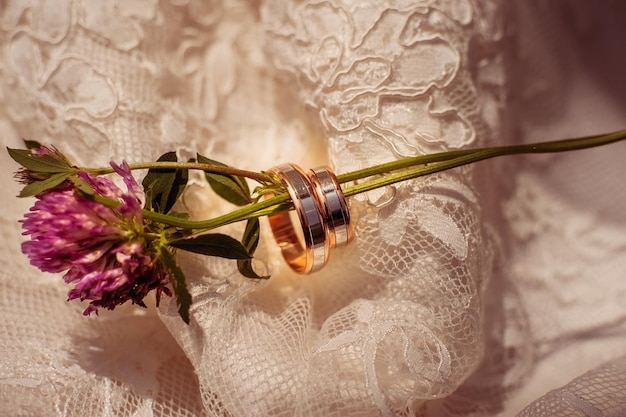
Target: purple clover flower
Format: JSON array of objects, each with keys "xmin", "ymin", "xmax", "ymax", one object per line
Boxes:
[{"xmin": 21, "ymin": 162, "xmax": 171, "ymax": 315}]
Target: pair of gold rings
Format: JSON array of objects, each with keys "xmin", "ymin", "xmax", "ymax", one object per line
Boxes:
[{"xmin": 267, "ymin": 164, "xmax": 353, "ymax": 274}]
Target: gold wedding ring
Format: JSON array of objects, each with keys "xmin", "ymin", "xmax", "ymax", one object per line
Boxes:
[
  {"xmin": 267, "ymin": 163, "xmax": 352, "ymax": 274},
  {"xmin": 307, "ymin": 166, "xmax": 353, "ymax": 249},
  {"xmin": 268, "ymin": 164, "xmax": 329, "ymax": 274}
]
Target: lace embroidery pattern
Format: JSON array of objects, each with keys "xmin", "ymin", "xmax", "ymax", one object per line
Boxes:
[
  {"xmin": 15, "ymin": 1, "xmax": 626, "ymax": 416},
  {"xmin": 258, "ymin": 2, "xmax": 504, "ymax": 415}
]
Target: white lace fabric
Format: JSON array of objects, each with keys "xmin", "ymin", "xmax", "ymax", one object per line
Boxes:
[{"xmin": 1, "ymin": 1, "xmax": 625, "ymax": 416}]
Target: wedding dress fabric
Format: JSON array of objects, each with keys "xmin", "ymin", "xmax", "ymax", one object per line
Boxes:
[{"xmin": 1, "ymin": 1, "xmax": 625, "ymax": 416}]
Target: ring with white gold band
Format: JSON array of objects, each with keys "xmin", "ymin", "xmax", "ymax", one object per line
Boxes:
[{"xmin": 267, "ymin": 163, "xmax": 353, "ymax": 274}]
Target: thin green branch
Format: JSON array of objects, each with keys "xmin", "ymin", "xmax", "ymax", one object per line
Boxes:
[
  {"xmin": 85, "ymin": 130, "xmax": 626, "ymax": 233},
  {"xmin": 142, "ymin": 193, "xmax": 290, "ymax": 231},
  {"xmin": 337, "ymin": 130, "xmax": 626, "ymax": 185},
  {"xmin": 343, "ymin": 130, "xmax": 626, "ymax": 196},
  {"xmin": 86, "ymin": 161, "xmax": 272, "ymax": 184}
]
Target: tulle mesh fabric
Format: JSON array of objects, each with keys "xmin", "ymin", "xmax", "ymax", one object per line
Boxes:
[
  {"xmin": 517, "ymin": 356, "xmax": 626, "ymax": 417},
  {"xmin": 1, "ymin": 1, "xmax": 625, "ymax": 416}
]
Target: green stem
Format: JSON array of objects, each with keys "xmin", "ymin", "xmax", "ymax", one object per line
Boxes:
[
  {"xmin": 89, "ymin": 130, "xmax": 626, "ymax": 233},
  {"xmin": 337, "ymin": 129, "xmax": 626, "ymax": 185},
  {"xmin": 343, "ymin": 129, "xmax": 626, "ymax": 196},
  {"xmin": 86, "ymin": 162, "xmax": 272, "ymax": 184},
  {"xmin": 142, "ymin": 193, "xmax": 290, "ymax": 230}
]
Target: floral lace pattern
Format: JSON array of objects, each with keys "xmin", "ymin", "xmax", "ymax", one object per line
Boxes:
[{"xmin": 2, "ymin": 1, "xmax": 626, "ymax": 416}]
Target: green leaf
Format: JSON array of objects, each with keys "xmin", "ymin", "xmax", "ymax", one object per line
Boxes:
[
  {"xmin": 142, "ymin": 152, "xmax": 188, "ymax": 214},
  {"xmin": 168, "ymin": 233, "xmax": 251, "ymax": 259},
  {"xmin": 241, "ymin": 217, "xmax": 261, "ymax": 254},
  {"xmin": 237, "ymin": 218, "xmax": 269, "ymax": 279},
  {"xmin": 7, "ymin": 147, "xmax": 72, "ymax": 173},
  {"xmin": 159, "ymin": 246, "xmax": 192, "ymax": 324},
  {"xmin": 23, "ymin": 140, "xmax": 43, "ymax": 150},
  {"xmin": 237, "ymin": 259, "xmax": 269, "ymax": 280},
  {"xmin": 197, "ymin": 154, "xmax": 251, "ymax": 206},
  {"xmin": 19, "ymin": 172, "xmax": 71, "ymax": 197},
  {"xmin": 69, "ymin": 175, "xmax": 96, "ymax": 196},
  {"xmin": 142, "ymin": 152, "xmax": 176, "ymax": 191}
]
